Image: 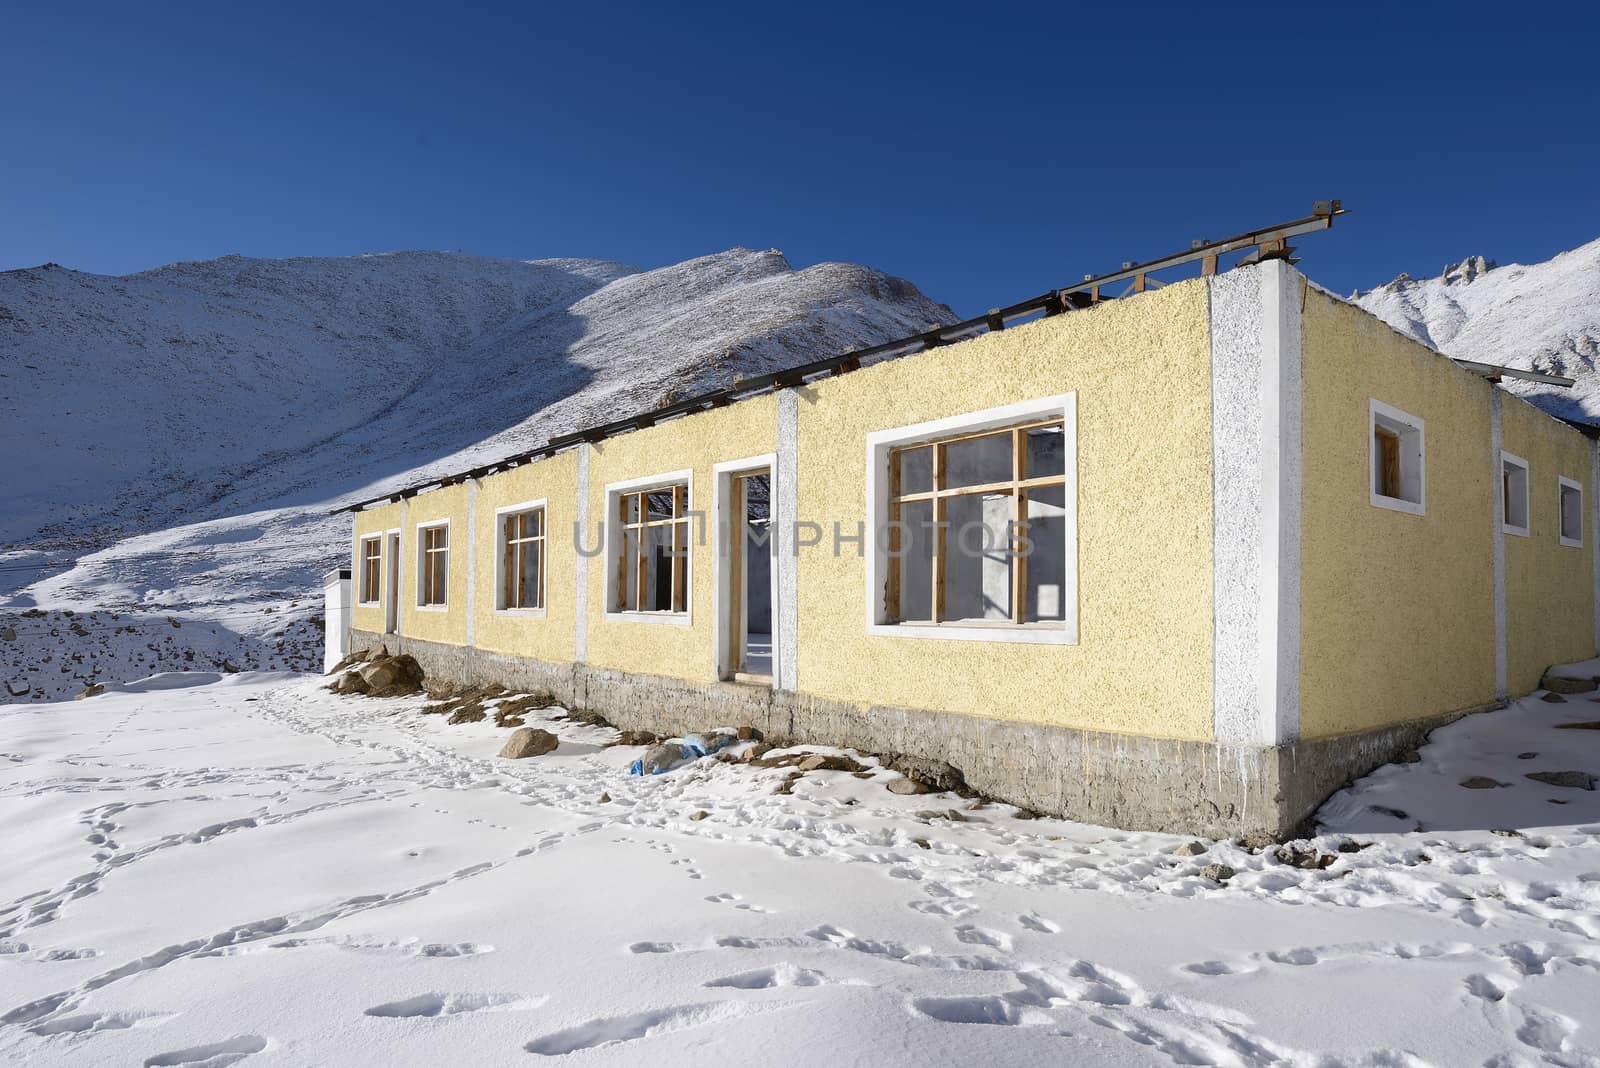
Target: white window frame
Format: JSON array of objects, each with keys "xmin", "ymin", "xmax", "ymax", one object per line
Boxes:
[
  {"xmin": 415, "ymin": 518, "xmax": 450, "ymax": 611},
  {"xmin": 493, "ymin": 498, "xmax": 549, "ymax": 616},
  {"xmin": 357, "ymin": 534, "xmax": 382, "ymax": 606},
  {"xmin": 1501, "ymin": 451, "xmax": 1530, "ymax": 538},
  {"xmin": 603, "ymin": 469, "xmax": 695, "ymax": 627},
  {"xmin": 864, "ymin": 394, "xmax": 1078, "ymax": 645},
  {"xmin": 1559, "ymin": 475, "xmax": 1584, "ymax": 548},
  {"xmin": 1369, "ymin": 399, "xmax": 1426, "ymax": 516}
]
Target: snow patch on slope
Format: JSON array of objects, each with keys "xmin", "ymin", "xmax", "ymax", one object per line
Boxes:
[
  {"xmin": 1, "ymin": 248, "xmax": 954, "ymax": 699},
  {"xmin": 1355, "ymin": 236, "xmax": 1600, "ymax": 422}
]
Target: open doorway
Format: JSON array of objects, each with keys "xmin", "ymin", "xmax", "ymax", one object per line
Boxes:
[{"xmin": 718, "ymin": 464, "xmax": 774, "ymax": 684}]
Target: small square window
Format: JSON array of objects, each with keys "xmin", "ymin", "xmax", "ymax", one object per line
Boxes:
[
  {"xmin": 1369, "ymin": 400, "xmax": 1425, "ymax": 515},
  {"xmin": 1502, "ymin": 452, "xmax": 1529, "ymax": 537},
  {"xmin": 1559, "ymin": 477, "xmax": 1584, "ymax": 547}
]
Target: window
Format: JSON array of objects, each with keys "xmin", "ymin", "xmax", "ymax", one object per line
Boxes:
[
  {"xmin": 867, "ymin": 395, "xmax": 1077, "ymax": 645},
  {"xmin": 1502, "ymin": 452, "xmax": 1529, "ymax": 536},
  {"xmin": 358, "ymin": 535, "xmax": 381, "ymax": 605},
  {"xmin": 416, "ymin": 522, "xmax": 449, "ymax": 607},
  {"xmin": 1559, "ymin": 476, "xmax": 1584, "ymax": 547},
  {"xmin": 497, "ymin": 503, "xmax": 546, "ymax": 611},
  {"xmin": 1369, "ymin": 400, "xmax": 1425, "ymax": 514},
  {"xmin": 610, "ymin": 477, "xmax": 690, "ymax": 616}
]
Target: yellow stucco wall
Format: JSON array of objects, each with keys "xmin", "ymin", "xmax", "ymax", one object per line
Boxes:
[
  {"xmin": 473, "ymin": 452, "xmax": 581, "ymax": 664},
  {"xmin": 351, "ymin": 502, "xmax": 400, "ymax": 636},
  {"xmin": 401, "ymin": 484, "xmax": 470, "ymax": 647},
  {"xmin": 1298, "ymin": 290, "xmax": 1498, "ymax": 738},
  {"xmin": 795, "ymin": 281, "xmax": 1217, "ymax": 741},
  {"xmin": 582, "ymin": 395, "xmax": 778, "ymax": 683},
  {"xmin": 1502, "ymin": 397, "xmax": 1596, "ymax": 693}
]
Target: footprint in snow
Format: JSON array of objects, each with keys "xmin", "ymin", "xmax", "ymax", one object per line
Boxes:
[
  {"xmin": 524, "ymin": 1001, "xmax": 787, "ymax": 1056},
  {"xmin": 142, "ymin": 1035, "xmax": 267, "ymax": 1067},
  {"xmin": 1018, "ymin": 913, "xmax": 1059, "ymax": 934},
  {"xmin": 365, "ymin": 992, "xmax": 546, "ymax": 1018}
]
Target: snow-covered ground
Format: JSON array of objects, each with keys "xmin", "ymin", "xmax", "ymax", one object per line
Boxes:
[{"xmin": 3, "ymin": 670, "xmax": 1599, "ymax": 1066}]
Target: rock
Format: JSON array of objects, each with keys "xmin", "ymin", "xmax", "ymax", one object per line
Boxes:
[
  {"xmin": 689, "ymin": 810, "xmax": 710, "ymax": 821},
  {"xmin": 330, "ymin": 646, "xmax": 377, "ymax": 674},
  {"xmin": 75, "ymin": 683, "xmax": 106, "ymax": 701},
  {"xmin": 742, "ymin": 743, "xmax": 772, "ymax": 763},
  {"xmin": 6, "ymin": 680, "xmax": 30, "ymax": 697},
  {"xmin": 0, "ymin": 627, "xmax": 15, "ymax": 641},
  {"xmin": 1554, "ymin": 721, "xmax": 1600, "ymax": 731},
  {"xmin": 1518, "ymin": 751, "xmax": 1539, "ymax": 759},
  {"xmin": 1235, "ymin": 832, "xmax": 1276, "ymax": 852},
  {"xmin": 1539, "ymin": 671, "xmax": 1598, "ymax": 695},
  {"xmin": 1525, "ymin": 770, "xmax": 1596, "ymax": 790},
  {"xmin": 1336, "ymin": 840, "xmax": 1370, "ymax": 853},
  {"xmin": 613, "ymin": 729, "xmax": 660, "ymax": 747},
  {"xmin": 222, "ymin": 660, "xmax": 240, "ymax": 674},
  {"xmin": 333, "ymin": 671, "xmax": 370, "ymax": 695},
  {"xmin": 884, "ymin": 755, "xmax": 966, "ymax": 793},
  {"xmin": 1458, "ymin": 776, "xmax": 1506, "ymax": 789},
  {"xmin": 1397, "ymin": 749, "xmax": 1422, "ymax": 764},
  {"xmin": 597, "ymin": 792, "xmax": 611, "ymax": 804},
  {"xmin": 1368, "ymin": 805, "xmax": 1409, "ymax": 820},
  {"xmin": 1491, "ymin": 828, "xmax": 1522, "ymax": 838},
  {"xmin": 1275, "ymin": 845, "xmax": 1337, "ymax": 870},
  {"xmin": 360, "ymin": 659, "xmax": 402, "ymax": 690},
  {"xmin": 887, "ymin": 777, "xmax": 932, "ymax": 796},
  {"xmin": 915, "ymin": 809, "xmax": 969, "ymax": 822},
  {"xmin": 498, "ymin": 728, "xmax": 559, "ymax": 759},
  {"xmin": 1540, "ymin": 692, "xmax": 1568, "ymax": 703},
  {"xmin": 1200, "ymin": 863, "xmax": 1236, "ymax": 883},
  {"xmin": 798, "ymin": 753, "xmax": 865, "ymax": 773},
  {"xmin": 735, "ymin": 725, "xmax": 762, "ymax": 741},
  {"xmin": 1172, "ymin": 841, "xmax": 1208, "ymax": 857},
  {"xmin": 359, "ymin": 654, "xmax": 425, "ymax": 697}
]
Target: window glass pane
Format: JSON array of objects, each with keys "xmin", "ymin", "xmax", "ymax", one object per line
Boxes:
[
  {"xmin": 943, "ymin": 432, "xmax": 1012, "ymax": 490},
  {"xmin": 646, "ymin": 489, "xmax": 675, "ymax": 521},
  {"xmin": 1561, "ymin": 485, "xmax": 1582, "ymax": 541},
  {"xmin": 1025, "ymin": 425, "xmax": 1065, "ymax": 479},
  {"xmin": 942, "ymin": 493, "xmax": 1012, "ymax": 622},
  {"xmin": 1024, "ymin": 485, "xmax": 1067, "ymax": 623},
  {"xmin": 896, "ymin": 447, "xmax": 933, "ymax": 496},
  {"xmin": 520, "ymin": 539, "xmax": 542, "ymax": 607},
  {"xmin": 894, "ymin": 500, "xmax": 934, "ymax": 621},
  {"xmin": 643, "ymin": 525, "xmax": 673, "ymax": 610},
  {"xmin": 622, "ymin": 494, "xmax": 641, "ymax": 524}
]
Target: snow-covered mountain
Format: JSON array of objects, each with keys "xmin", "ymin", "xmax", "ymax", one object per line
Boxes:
[
  {"xmin": 0, "ymin": 249, "xmax": 954, "ymax": 699},
  {"xmin": 1355, "ymin": 236, "xmax": 1600, "ymax": 423}
]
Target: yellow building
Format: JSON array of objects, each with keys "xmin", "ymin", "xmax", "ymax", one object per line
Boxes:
[{"xmin": 338, "ymin": 255, "xmax": 1598, "ymax": 838}]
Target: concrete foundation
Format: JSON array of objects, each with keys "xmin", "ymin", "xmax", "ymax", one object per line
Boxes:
[{"xmin": 349, "ymin": 628, "xmax": 1490, "ymax": 839}]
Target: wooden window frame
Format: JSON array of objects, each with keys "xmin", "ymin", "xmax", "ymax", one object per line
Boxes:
[
  {"xmin": 1559, "ymin": 476, "xmax": 1584, "ymax": 548},
  {"xmin": 358, "ymin": 534, "xmax": 382, "ymax": 605},
  {"xmin": 1369, "ymin": 399, "xmax": 1426, "ymax": 516},
  {"xmin": 604, "ymin": 470, "xmax": 694, "ymax": 624},
  {"xmin": 865, "ymin": 395, "xmax": 1077, "ymax": 646},
  {"xmin": 494, "ymin": 500, "xmax": 548, "ymax": 614},
  {"xmin": 416, "ymin": 520, "xmax": 450, "ymax": 609},
  {"xmin": 886, "ymin": 417, "xmax": 1066, "ymax": 627}
]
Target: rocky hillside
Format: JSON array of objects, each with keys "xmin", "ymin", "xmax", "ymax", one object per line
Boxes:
[
  {"xmin": 1355, "ymin": 236, "xmax": 1600, "ymax": 423},
  {"xmin": 0, "ymin": 249, "xmax": 955, "ymax": 700}
]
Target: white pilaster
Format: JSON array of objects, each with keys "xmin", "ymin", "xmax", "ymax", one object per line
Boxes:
[{"xmin": 776, "ymin": 389, "xmax": 800, "ymax": 692}]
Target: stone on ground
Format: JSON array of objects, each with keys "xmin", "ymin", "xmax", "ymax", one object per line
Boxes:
[{"xmin": 498, "ymin": 728, "xmax": 559, "ymax": 759}]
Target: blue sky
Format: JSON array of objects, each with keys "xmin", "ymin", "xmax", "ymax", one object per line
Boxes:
[{"xmin": 4, "ymin": 2, "xmax": 1597, "ymax": 316}]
